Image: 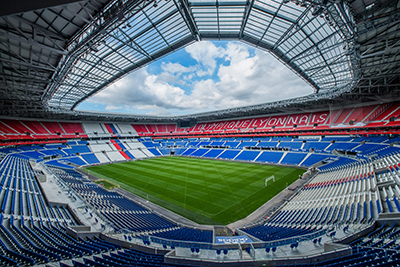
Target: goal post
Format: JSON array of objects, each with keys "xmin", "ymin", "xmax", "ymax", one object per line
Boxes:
[{"xmin": 265, "ymin": 175, "xmax": 275, "ymax": 187}]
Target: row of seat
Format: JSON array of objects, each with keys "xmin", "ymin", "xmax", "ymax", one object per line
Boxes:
[
  {"xmin": 242, "ymin": 225, "xmax": 317, "ymax": 242},
  {"xmin": 133, "ymin": 102, "xmax": 400, "ymax": 137},
  {"xmin": 240, "ymin": 151, "xmax": 400, "ymax": 242},
  {"xmin": 1, "ymin": 141, "xmax": 154, "ymax": 169},
  {"xmin": 0, "ymin": 154, "xmax": 129, "ymax": 266},
  {"xmin": 51, "ymin": 167, "xmax": 214, "ymax": 244}
]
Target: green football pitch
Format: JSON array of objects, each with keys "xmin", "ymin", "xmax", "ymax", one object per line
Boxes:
[{"xmin": 83, "ymin": 156, "xmax": 305, "ymax": 225}]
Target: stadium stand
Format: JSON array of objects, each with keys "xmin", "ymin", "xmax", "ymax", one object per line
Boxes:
[
  {"xmin": 5, "ymin": 121, "xmax": 400, "ymax": 265},
  {"xmin": 0, "ymin": 155, "xmax": 129, "ymax": 265},
  {"xmin": 202, "ymin": 149, "xmax": 224, "ymax": 158},
  {"xmin": 217, "ymin": 150, "xmax": 242, "ymax": 160},
  {"xmin": 82, "ymin": 122, "xmax": 105, "ymax": 135},
  {"xmin": 280, "ymin": 153, "xmax": 307, "ymax": 165},
  {"xmin": 254, "ymin": 151, "xmax": 285, "ymax": 164},
  {"xmin": 51, "ymin": 167, "xmax": 213, "ymax": 243},
  {"xmin": 60, "ymin": 123, "xmax": 85, "ymax": 135},
  {"xmin": 242, "ymin": 225, "xmax": 318, "ymax": 242},
  {"xmin": 81, "ymin": 154, "xmax": 100, "ymax": 165},
  {"xmin": 128, "ymin": 102, "xmax": 400, "ymax": 138},
  {"xmin": 234, "ymin": 150, "xmax": 261, "ymax": 161},
  {"xmin": 41, "ymin": 122, "xmax": 65, "ymax": 135}
]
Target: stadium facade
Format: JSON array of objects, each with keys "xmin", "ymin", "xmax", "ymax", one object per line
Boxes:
[{"xmin": 0, "ymin": 0, "xmax": 400, "ymax": 266}]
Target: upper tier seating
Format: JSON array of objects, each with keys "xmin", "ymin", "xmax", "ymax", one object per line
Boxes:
[
  {"xmin": 82, "ymin": 122, "xmax": 106, "ymax": 134},
  {"xmin": 0, "ymin": 102, "xmax": 400, "ymax": 148},
  {"xmin": 130, "ymin": 102, "xmax": 400, "ymax": 137},
  {"xmin": 0, "ymin": 102, "xmax": 399, "ymax": 147},
  {"xmin": 41, "ymin": 121, "xmax": 63, "ymax": 133},
  {"xmin": 60, "ymin": 122, "xmax": 85, "ymax": 134}
]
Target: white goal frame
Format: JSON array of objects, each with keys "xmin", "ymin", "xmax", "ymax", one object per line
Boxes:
[{"xmin": 265, "ymin": 175, "xmax": 275, "ymax": 187}]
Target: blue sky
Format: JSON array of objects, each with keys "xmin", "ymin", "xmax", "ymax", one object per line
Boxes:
[{"xmin": 77, "ymin": 41, "xmax": 312, "ymax": 116}]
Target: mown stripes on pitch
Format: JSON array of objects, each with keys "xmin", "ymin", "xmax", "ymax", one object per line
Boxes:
[{"xmin": 84, "ymin": 157, "xmax": 304, "ymax": 225}]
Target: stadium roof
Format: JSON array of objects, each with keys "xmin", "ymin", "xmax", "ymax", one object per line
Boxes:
[{"xmin": 0, "ymin": 0, "xmax": 399, "ymax": 122}]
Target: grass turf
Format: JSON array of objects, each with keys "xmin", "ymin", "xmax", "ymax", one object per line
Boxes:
[{"xmin": 83, "ymin": 156, "xmax": 304, "ymax": 225}]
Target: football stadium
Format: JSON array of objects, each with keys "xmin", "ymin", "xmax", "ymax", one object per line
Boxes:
[{"xmin": 0, "ymin": 0, "xmax": 400, "ymax": 266}]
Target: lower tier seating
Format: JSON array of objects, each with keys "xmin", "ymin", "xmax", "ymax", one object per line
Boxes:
[{"xmin": 51, "ymin": 167, "xmax": 214, "ymax": 244}]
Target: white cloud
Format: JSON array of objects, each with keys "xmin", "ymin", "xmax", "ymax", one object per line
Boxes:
[
  {"xmin": 161, "ymin": 62, "xmax": 195, "ymax": 74},
  {"xmin": 83, "ymin": 41, "xmax": 312, "ymax": 115},
  {"xmin": 105, "ymin": 105, "xmax": 125, "ymax": 111},
  {"xmin": 185, "ymin": 41, "xmax": 225, "ymax": 76}
]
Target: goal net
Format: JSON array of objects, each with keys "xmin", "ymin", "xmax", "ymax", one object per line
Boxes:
[{"xmin": 265, "ymin": 175, "xmax": 275, "ymax": 187}]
